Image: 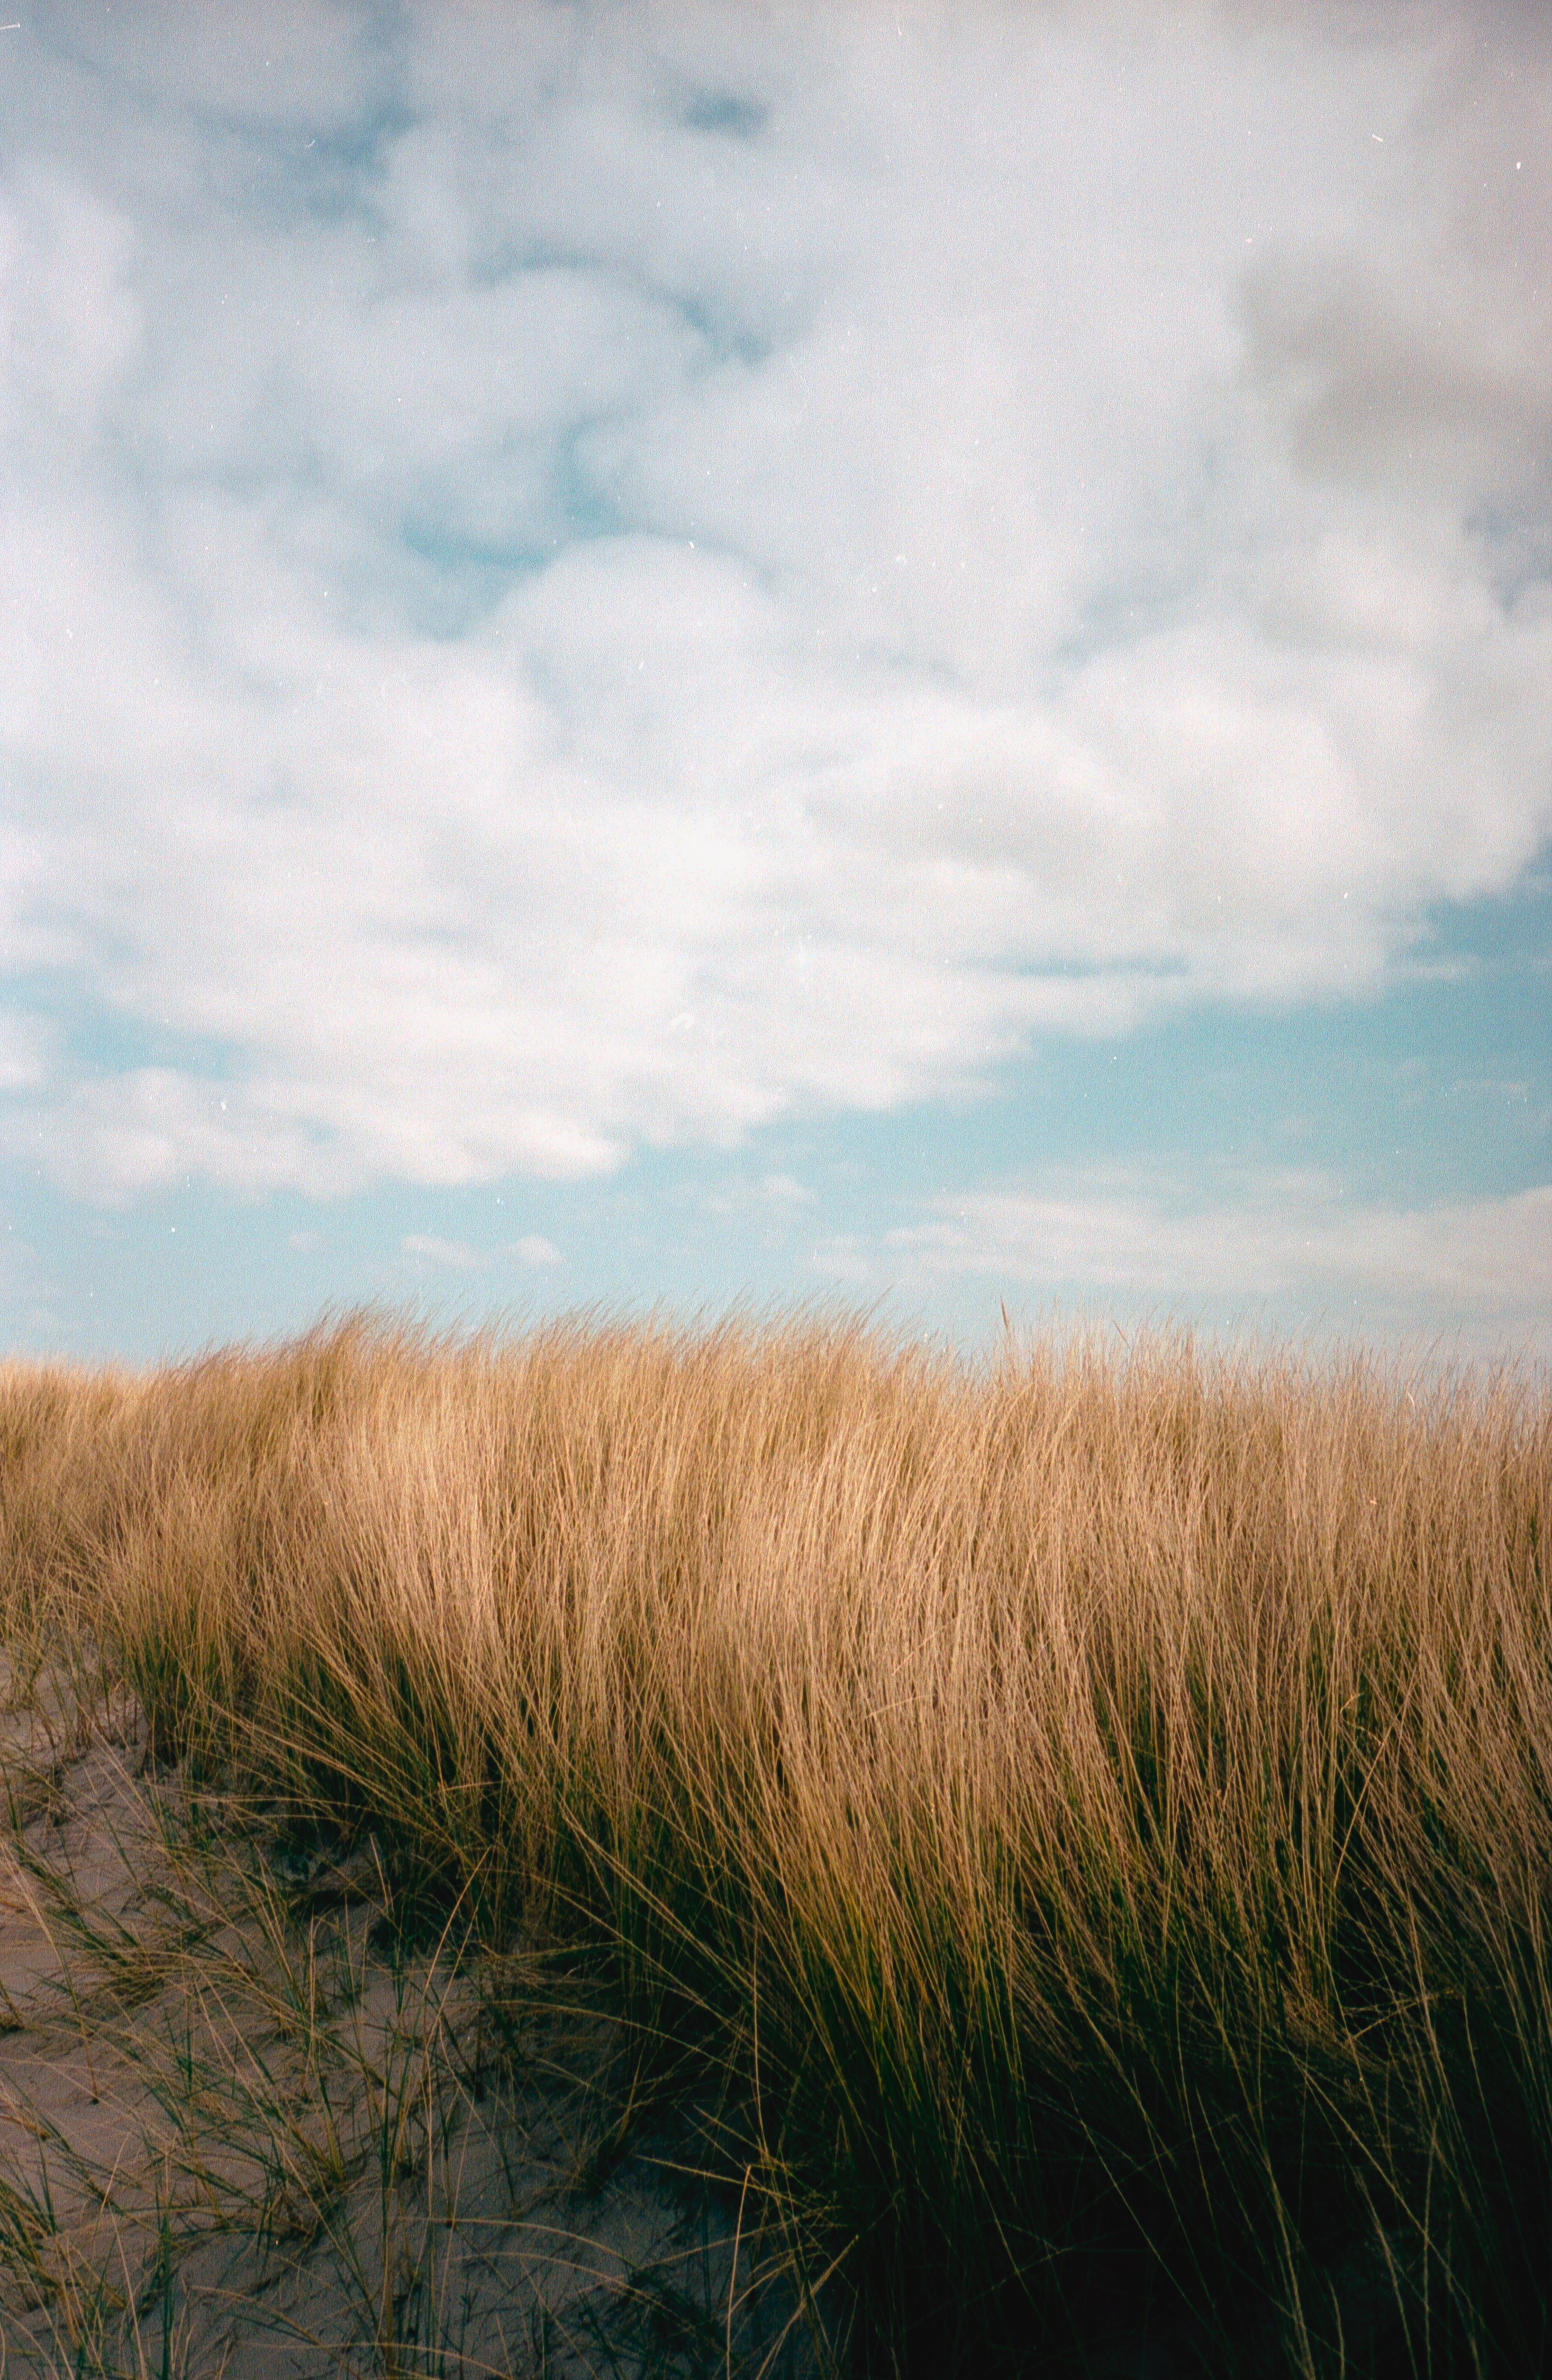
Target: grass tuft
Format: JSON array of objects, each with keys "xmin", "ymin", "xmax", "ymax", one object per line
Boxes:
[{"xmin": 1, "ymin": 1305, "xmax": 1548, "ymax": 2373}]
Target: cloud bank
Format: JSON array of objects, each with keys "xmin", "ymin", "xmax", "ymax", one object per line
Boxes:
[
  {"xmin": 866, "ymin": 1178, "xmax": 1552, "ymax": 1353},
  {"xmin": 1, "ymin": 0, "xmax": 1548, "ymax": 1199}
]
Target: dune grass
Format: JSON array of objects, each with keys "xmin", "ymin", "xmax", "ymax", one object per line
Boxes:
[{"xmin": 1, "ymin": 1305, "xmax": 1548, "ymax": 2375}]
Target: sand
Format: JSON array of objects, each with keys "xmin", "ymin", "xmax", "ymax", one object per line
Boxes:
[{"xmin": 0, "ymin": 1671, "xmax": 831, "ymax": 2379}]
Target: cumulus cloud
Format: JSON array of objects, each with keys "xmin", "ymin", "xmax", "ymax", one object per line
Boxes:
[{"xmin": 0, "ymin": 1, "xmax": 1547, "ymax": 1200}]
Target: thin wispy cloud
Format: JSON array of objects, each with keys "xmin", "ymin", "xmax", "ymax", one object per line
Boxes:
[
  {"xmin": 401, "ymin": 1233, "xmax": 483, "ymax": 1271},
  {"xmin": 854, "ymin": 1177, "xmax": 1552, "ymax": 1356},
  {"xmin": 512, "ymin": 1234, "xmax": 562, "ymax": 1269}
]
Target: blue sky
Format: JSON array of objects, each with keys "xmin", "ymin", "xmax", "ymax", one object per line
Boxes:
[{"xmin": 1, "ymin": 0, "xmax": 1547, "ymax": 1370}]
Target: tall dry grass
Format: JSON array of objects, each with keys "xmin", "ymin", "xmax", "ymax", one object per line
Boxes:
[{"xmin": 1, "ymin": 1307, "xmax": 1548, "ymax": 2374}]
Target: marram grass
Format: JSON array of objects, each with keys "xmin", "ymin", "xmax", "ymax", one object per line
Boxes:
[{"xmin": 1, "ymin": 1307, "xmax": 1548, "ymax": 2375}]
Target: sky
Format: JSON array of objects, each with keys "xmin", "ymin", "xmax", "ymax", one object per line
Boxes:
[{"xmin": 1, "ymin": 0, "xmax": 1548, "ymax": 1372}]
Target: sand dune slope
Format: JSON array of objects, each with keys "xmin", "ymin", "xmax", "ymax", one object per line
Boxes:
[{"xmin": 0, "ymin": 1680, "xmax": 827, "ymax": 2380}]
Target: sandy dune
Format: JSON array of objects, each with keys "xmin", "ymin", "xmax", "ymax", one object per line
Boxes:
[{"xmin": 0, "ymin": 1675, "xmax": 830, "ymax": 2379}]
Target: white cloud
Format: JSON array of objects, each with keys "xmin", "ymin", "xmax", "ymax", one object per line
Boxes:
[
  {"xmin": 758, "ymin": 1173, "xmax": 813, "ymax": 1209},
  {"xmin": 855, "ymin": 1175, "xmax": 1552, "ymax": 1356},
  {"xmin": 512, "ymin": 1234, "xmax": 561, "ymax": 1268},
  {"xmin": 0, "ymin": 1011, "xmax": 49, "ymax": 1091},
  {"xmin": 401, "ymin": 1233, "xmax": 482, "ymax": 1271},
  {"xmin": 31, "ymin": 0, "xmax": 380, "ymax": 132},
  {"xmin": 0, "ymin": 3, "xmax": 1547, "ymax": 1200}
]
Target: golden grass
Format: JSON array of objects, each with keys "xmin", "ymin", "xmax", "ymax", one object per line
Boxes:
[{"xmin": 2, "ymin": 1305, "xmax": 1548, "ymax": 2375}]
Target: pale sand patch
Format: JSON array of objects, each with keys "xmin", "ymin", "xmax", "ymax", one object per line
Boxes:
[{"xmin": 0, "ymin": 1672, "xmax": 834, "ymax": 2379}]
